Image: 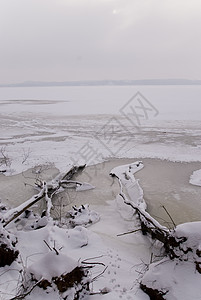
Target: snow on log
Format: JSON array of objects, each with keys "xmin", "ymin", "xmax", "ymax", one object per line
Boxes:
[
  {"xmin": 110, "ymin": 161, "xmax": 146, "ymax": 210},
  {"xmin": 111, "ymin": 161, "xmax": 201, "ymax": 300},
  {"xmin": 2, "ymin": 164, "xmax": 89, "ymax": 228},
  {"xmin": 165, "ymin": 222, "xmax": 201, "ymax": 264},
  {"xmin": 110, "ymin": 161, "xmax": 169, "ymax": 243},
  {"xmin": 3, "ymin": 185, "xmax": 46, "ymax": 228}
]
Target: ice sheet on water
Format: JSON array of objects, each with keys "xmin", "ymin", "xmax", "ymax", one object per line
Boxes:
[{"xmin": 190, "ymin": 169, "xmax": 201, "ymax": 186}]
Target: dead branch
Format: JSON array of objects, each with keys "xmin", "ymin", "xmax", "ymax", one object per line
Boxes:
[
  {"xmin": 117, "ymin": 228, "xmax": 142, "ymax": 236},
  {"xmin": 3, "ymin": 185, "xmax": 46, "ymax": 227},
  {"xmin": 91, "ymin": 266, "xmax": 108, "ymax": 282},
  {"xmin": 60, "ymin": 180, "xmax": 83, "ymax": 187},
  {"xmin": 161, "ymin": 205, "xmax": 176, "ymax": 228},
  {"xmin": 22, "ymin": 148, "xmax": 31, "ymax": 164},
  {"xmin": 0, "ymin": 146, "xmax": 11, "ymax": 167},
  {"xmin": 81, "ymin": 257, "xmax": 105, "ymax": 267},
  {"xmin": 43, "ymin": 240, "xmax": 53, "ymax": 252},
  {"xmin": 119, "ymin": 193, "xmax": 169, "ymax": 244},
  {"xmin": 61, "ymin": 164, "xmax": 86, "ymax": 180},
  {"xmin": 9, "ymin": 279, "xmax": 44, "ymax": 300},
  {"xmin": 3, "ymin": 165, "xmax": 86, "ymax": 227}
]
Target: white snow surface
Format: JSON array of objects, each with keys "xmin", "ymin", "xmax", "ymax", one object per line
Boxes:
[
  {"xmin": 0, "ymin": 162, "xmax": 152, "ymax": 300},
  {"xmin": 142, "ymin": 259, "xmax": 201, "ymax": 300},
  {"xmin": 1, "ymin": 85, "xmax": 201, "ymax": 299},
  {"xmin": 28, "ymin": 252, "xmax": 78, "ymax": 282},
  {"xmin": 141, "ymin": 220, "xmax": 201, "ymax": 300},
  {"xmin": 190, "ymin": 169, "xmax": 201, "ymax": 186},
  {"xmin": 0, "ymin": 85, "xmax": 201, "ymax": 176},
  {"xmin": 1, "ymin": 161, "xmax": 201, "ymax": 299},
  {"xmin": 110, "ymin": 161, "xmax": 146, "ymax": 210}
]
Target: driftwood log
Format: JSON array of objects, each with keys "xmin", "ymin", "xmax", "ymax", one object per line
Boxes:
[
  {"xmin": 111, "ymin": 166, "xmax": 201, "ymax": 300},
  {"xmin": 2, "ymin": 165, "xmax": 86, "ymax": 228},
  {"xmin": 121, "ymin": 193, "xmax": 201, "ymax": 268}
]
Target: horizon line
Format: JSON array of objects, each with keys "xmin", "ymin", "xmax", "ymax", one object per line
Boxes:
[{"xmin": 1, "ymin": 78, "xmax": 201, "ymax": 87}]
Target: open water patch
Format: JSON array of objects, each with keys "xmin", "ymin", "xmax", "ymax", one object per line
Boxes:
[{"xmin": 0, "ymin": 158, "xmax": 201, "ymax": 226}]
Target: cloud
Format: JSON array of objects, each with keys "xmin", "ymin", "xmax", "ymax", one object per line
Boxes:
[{"xmin": 0, "ymin": 0, "xmax": 201, "ymax": 83}]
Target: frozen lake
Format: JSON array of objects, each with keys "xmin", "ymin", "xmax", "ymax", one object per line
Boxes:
[
  {"xmin": 1, "ymin": 85, "xmax": 201, "ymax": 172},
  {"xmin": 1, "ymin": 85, "xmax": 201, "ymax": 120},
  {"xmin": 1, "ymin": 85, "xmax": 201, "ymax": 300},
  {"xmin": 0, "ymin": 85, "xmax": 201, "ymax": 224}
]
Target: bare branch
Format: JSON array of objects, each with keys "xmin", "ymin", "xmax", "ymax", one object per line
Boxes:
[
  {"xmin": 0, "ymin": 146, "xmax": 11, "ymax": 167},
  {"xmin": 3, "ymin": 185, "xmax": 46, "ymax": 227},
  {"xmin": 117, "ymin": 228, "xmax": 143, "ymax": 236},
  {"xmin": 91, "ymin": 266, "xmax": 108, "ymax": 282},
  {"xmin": 3, "ymin": 165, "xmax": 87, "ymax": 227},
  {"xmin": 22, "ymin": 148, "xmax": 31, "ymax": 164},
  {"xmin": 43, "ymin": 240, "xmax": 53, "ymax": 252},
  {"xmin": 9, "ymin": 278, "xmax": 44, "ymax": 300},
  {"xmin": 161, "ymin": 205, "xmax": 176, "ymax": 229}
]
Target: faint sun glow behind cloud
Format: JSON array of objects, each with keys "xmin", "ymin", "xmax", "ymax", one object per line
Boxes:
[{"xmin": 0, "ymin": 0, "xmax": 201, "ymax": 84}]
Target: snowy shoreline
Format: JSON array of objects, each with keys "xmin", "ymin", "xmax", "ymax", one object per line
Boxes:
[
  {"xmin": 1, "ymin": 85, "xmax": 201, "ymax": 176},
  {"xmin": 1, "ymin": 157, "xmax": 201, "ymax": 226},
  {"xmin": 1, "ymin": 85, "xmax": 201, "ymax": 299},
  {"xmin": 1, "ymin": 159, "xmax": 201, "ymax": 300}
]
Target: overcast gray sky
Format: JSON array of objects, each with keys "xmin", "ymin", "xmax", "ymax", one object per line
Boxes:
[{"xmin": 0, "ymin": 0, "xmax": 201, "ymax": 84}]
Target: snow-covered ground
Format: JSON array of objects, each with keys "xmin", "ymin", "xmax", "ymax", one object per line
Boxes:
[
  {"xmin": 1, "ymin": 85, "xmax": 201, "ymax": 175},
  {"xmin": 1, "ymin": 85, "xmax": 201, "ymax": 299}
]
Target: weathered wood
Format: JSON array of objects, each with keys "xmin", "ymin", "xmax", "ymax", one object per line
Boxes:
[
  {"xmin": 3, "ymin": 186, "xmax": 46, "ymax": 227},
  {"xmin": 119, "ymin": 193, "xmax": 169, "ymax": 244},
  {"xmin": 62, "ymin": 164, "xmax": 86, "ymax": 180},
  {"xmin": 3, "ymin": 165, "xmax": 86, "ymax": 227}
]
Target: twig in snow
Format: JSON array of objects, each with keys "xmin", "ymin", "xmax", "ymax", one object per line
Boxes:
[
  {"xmin": 3, "ymin": 165, "xmax": 89, "ymax": 227},
  {"xmin": 3, "ymin": 185, "xmax": 46, "ymax": 227},
  {"xmin": 43, "ymin": 240, "xmax": 59, "ymax": 255},
  {"xmin": 117, "ymin": 228, "xmax": 142, "ymax": 236},
  {"xmin": 22, "ymin": 148, "xmax": 31, "ymax": 164},
  {"xmin": 43, "ymin": 240, "xmax": 53, "ymax": 252},
  {"xmin": 0, "ymin": 146, "xmax": 11, "ymax": 167},
  {"xmin": 9, "ymin": 279, "xmax": 44, "ymax": 300},
  {"xmin": 53, "ymin": 240, "xmax": 59, "ymax": 255},
  {"xmin": 91, "ymin": 266, "xmax": 108, "ymax": 282},
  {"xmin": 161, "ymin": 205, "xmax": 176, "ymax": 228}
]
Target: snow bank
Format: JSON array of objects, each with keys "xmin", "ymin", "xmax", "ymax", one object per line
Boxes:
[
  {"xmin": 190, "ymin": 169, "xmax": 201, "ymax": 186},
  {"xmin": 141, "ymin": 259, "xmax": 201, "ymax": 300},
  {"xmin": 172, "ymin": 221, "xmax": 201, "ymax": 261},
  {"xmin": 28, "ymin": 252, "xmax": 78, "ymax": 282}
]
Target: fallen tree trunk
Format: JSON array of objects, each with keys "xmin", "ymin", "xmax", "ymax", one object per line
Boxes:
[
  {"xmin": 61, "ymin": 164, "xmax": 86, "ymax": 180},
  {"xmin": 120, "ymin": 193, "xmax": 169, "ymax": 244},
  {"xmin": 111, "ymin": 162, "xmax": 201, "ymax": 261},
  {"xmin": 3, "ymin": 165, "xmax": 86, "ymax": 228},
  {"xmin": 3, "ymin": 185, "xmax": 46, "ymax": 228},
  {"xmin": 111, "ymin": 162, "xmax": 201, "ymax": 300},
  {"xmin": 110, "ymin": 163, "xmax": 170, "ymax": 246}
]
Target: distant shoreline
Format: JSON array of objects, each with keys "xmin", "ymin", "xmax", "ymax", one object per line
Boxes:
[{"xmin": 1, "ymin": 79, "xmax": 201, "ymax": 88}]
